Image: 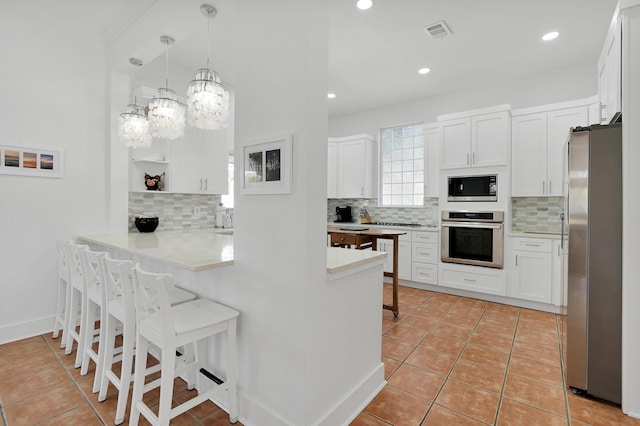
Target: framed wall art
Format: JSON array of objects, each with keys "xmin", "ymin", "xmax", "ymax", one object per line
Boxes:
[
  {"xmin": 0, "ymin": 145, "xmax": 63, "ymax": 178},
  {"xmin": 242, "ymin": 134, "xmax": 292, "ymax": 194}
]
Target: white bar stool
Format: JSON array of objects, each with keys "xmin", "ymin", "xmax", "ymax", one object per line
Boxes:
[
  {"xmin": 52, "ymin": 240, "xmax": 71, "ymax": 347},
  {"xmin": 78, "ymin": 248, "xmax": 108, "ymax": 393},
  {"xmin": 129, "ymin": 264, "xmax": 239, "ymax": 426},
  {"xmin": 97, "ymin": 254, "xmax": 196, "ymax": 425},
  {"xmin": 63, "ymin": 242, "xmax": 89, "ymax": 368}
]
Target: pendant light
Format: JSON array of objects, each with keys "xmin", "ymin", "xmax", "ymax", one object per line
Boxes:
[
  {"xmin": 148, "ymin": 35, "xmax": 186, "ymax": 140},
  {"xmin": 118, "ymin": 100, "xmax": 152, "ymax": 148},
  {"xmin": 187, "ymin": 4, "xmax": 229, "ymax": 130}
]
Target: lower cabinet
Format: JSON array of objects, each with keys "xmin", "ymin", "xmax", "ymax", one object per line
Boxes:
[
  {"xmin": 551, "ymin": 239, "xmax": 568, "ymax": 307},
  {"xmin": 439, "ymin": 263, "xmax": 507, "ymax": 296},
  {"xmin": 511, "ymin": 237, "xmax": 552, "ymax": 304},
  {"xmin": 411, "ymin": 231, "xmax": 439, "ymax": 284}
]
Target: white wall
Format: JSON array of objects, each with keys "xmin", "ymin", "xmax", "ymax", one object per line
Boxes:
[
  {"xmin": 329, "ymin": 62, "xmax": 596, "ymax": 137},
  {"xmin": 621, "ymin": 3, "xmax": 640, "ymax": 419},
  {"xmin": 0, "ymin": 11, "xmax": 109, "ymax": 343}
]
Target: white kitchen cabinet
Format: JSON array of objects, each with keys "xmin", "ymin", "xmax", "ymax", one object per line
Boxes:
[
  {"xmin": 423, "ymin": 123, "xmax": 441, "ymax": 197},
  {"xmin": 377, "ymin": 233, "xmax": 411, "ymax": 281},
  {"xmin": 552, "ymin": 239, "xmax": 568, "ymax": 307},
  {"xmin": 598, "ymin": 17, "xmax": 622, "ymax": 123},
  {"xmin": 327, "ymin": 142, "xmax": 338, "ymax": 198},
  {"xmin": 439, "ymin": 263, "xmax": 507, "ymax": 296},
  {"xmin": 510, "ymin": 237, "xmax": 552, "ymax": 304},
  {"xmin": 328, "ymin": 134, "xmax": 376, "ymax": 199},
  {"xmin": 411, "ymin": 230, "xmax": 438, "ymax": 284},
  {"xmin": 512, "ymin": 103, "xmax": 588, "ymax": 196},
  {"xmin": 171, "ymin": 126, "xmax": 228, "ymax": 194},
  {"xmin": 439, "ymin": 107, "xmax": 510, "ymax": 170}
]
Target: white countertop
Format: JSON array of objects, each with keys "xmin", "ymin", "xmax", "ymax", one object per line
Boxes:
[
  {"xmin": 327, "ymin": 222, "xmax": 439, "ymax": 232},
  {"xmin": 326, "ymin": 247, "xmax": 387, "ymax": 274},
  {"xmin": 78, "ymin": 229, "xmax": 234, "ymax": 272}
]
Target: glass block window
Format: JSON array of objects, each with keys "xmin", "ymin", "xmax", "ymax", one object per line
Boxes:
[{"xmin": 380, "ymin": 123, "xmax": 424, "ymax": 206}]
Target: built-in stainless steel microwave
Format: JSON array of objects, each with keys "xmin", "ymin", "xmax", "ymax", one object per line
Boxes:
[{"xmin": 447, "ymin": 174, "xmax": 497, "ymax": 202}]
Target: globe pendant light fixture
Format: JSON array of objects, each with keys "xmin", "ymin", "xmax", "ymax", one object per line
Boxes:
[
  {"xmin": 118, "ymin": 101, "xmax": 152, "ymax": 148},
  {"xmin": 148, "ymin": 35, "xmax": 186, "ymax": 140},
  {"xmin": 187, "ymin": 4, "xmax": 229, "ymax": 130}
]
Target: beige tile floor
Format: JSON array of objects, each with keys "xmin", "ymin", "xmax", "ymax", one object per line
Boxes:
[
  {"xmin": 353, "ymin": 284, "xmax": 640, "ymax": 425},
  {"xmin": 0, "ymin": 284, "xmax": 638, "ymax": 425}
]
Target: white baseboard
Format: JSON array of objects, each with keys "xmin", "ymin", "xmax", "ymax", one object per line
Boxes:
[
  {"xmin": 0, "ymin": 315, "xmax": 55, "ymax": 345},
  {"xmin": 316, "ymin": 362, "xmax": 385, "ymax": 426}
]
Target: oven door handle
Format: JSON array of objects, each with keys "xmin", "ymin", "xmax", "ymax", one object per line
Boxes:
[{"xmin": 441, "ymin": 222, "xmax": 503, "ymax": 229}]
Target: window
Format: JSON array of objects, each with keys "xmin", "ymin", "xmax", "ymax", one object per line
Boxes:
[
  {"xmin": 221, "ymin": 155, "xmax": 234, "ymax": 208},
  {"xmin": 380, "ymin": 123, "xmax": 424, "ymax": 206}
]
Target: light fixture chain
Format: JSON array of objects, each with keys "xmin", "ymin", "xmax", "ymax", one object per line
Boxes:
[
  {"xmin": 207, "ymin": 9, "xmax": 211, "ymax": 69},
  {"xmin": 165, "ymin": 41, "xmax": 169, "ymax": 88}
]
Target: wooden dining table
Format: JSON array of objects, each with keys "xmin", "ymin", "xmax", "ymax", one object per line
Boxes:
[{"xmin": 327, "ymin": 226, "xmax": 407, "ymax": 317}]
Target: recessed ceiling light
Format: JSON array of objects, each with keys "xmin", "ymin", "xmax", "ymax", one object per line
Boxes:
[
  {"xmin": 418, "ymin": 67, "xmax": 431, "ymax": 75},
  {"xmin": 542, "ymin": 31, "xmax": 559, "ymax": 41},
  {"xmin": 356, "ymin": 0, "xmax": 373, "ymax": 10},
  {"xmin": 327, "ymin": 93, "xmax": 336, "ymax": 99}
]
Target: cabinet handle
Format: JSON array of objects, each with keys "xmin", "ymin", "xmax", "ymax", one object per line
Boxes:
[
  {"xmin": 473, "ymin": 152, "xmax": 476, "ymax": 164},
  {"xmin": 361, "ymin": 186, "xmax": 364, "ymax": 196},
  {"xmin": 558, "ymin": 245, "xmax": 561, "ymax": 256},
  {"xmin": 524, "ymin": 243, "xmax": 540, "ymax": 247},
  {"xmin": 542, "ymin": 181, "xmax": 545, "ymax": 194},
  {"xmin": 204, "ymin": 178, "xmax": 208, "ymax": 191},
  {"xmin": 464, "ymin": 278, "xmax": 476, "ymax": 282},
  {"xmin": 466, "ymin": 153, "xmax": 470, "ymax": 165},
  {"xmin": 199, "ymin": 178, "xmax": 203, "ymax": 191},
  {"xmin": 515, "ymin": 254, "xmax": 518, "ymax": 267}
]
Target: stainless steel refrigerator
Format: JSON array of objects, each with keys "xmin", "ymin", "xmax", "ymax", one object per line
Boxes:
[{"xmin": 566, "ymin": 122, "xmax": 622, "ymax": 404}]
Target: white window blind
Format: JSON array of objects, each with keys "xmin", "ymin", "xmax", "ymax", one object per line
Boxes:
[{"xmin": 380, "ymin": 123, "xmax": 424, "ymax": 206}]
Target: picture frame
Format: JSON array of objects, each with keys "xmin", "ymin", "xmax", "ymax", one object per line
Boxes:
[
  {"xmin": 0, "ymin": 145, "xmax": 63, "ymax": 178},
  {"xmin": 242, "ymin": 134, "xmax": 292, "ymax": 195}
]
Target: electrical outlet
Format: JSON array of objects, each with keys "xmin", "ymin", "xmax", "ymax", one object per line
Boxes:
[{"xmin": 193, "ymin": 207, "xmax": 202, "ymax": 218}]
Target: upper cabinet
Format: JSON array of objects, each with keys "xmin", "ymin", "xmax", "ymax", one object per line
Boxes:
[
  {"xmin": 512, "ymin": 100, "xmax": 589, "ymax": 197},
  {"xmin": 598, "ymin": 15, "xmax": 622, "ymax": 123},
  {"xmin": 171, "ymin": 126, "xmax": 228, "ymax": 194},
  {"xmin": 438, "ymin": 105, "xmax": 511, "ymax": 170},
  {"xmin": 328, "ymin": 134, "xmax": 377, "ymax": 199},
  {"xmin": 423, "ymin": 123, "xmax": 441, "ymax": 197}
]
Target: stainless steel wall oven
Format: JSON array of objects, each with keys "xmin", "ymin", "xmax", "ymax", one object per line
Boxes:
[{"xmin": 441, "ymin": 210, "xmax": 504, "ymax": 269}]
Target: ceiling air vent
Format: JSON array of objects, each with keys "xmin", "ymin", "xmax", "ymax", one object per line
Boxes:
[{"xmin": 424, "ymin": 20, "xmax": 452, "ymax": 39}]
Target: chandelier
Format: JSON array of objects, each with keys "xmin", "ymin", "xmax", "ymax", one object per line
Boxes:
[
  {"xmin": 148, "ymin": 35, "xmax": 186, "ymax": 140},
  {"xmin": 187, "ymin": 4, "xmax": 229, "ymax": 130},
  {"xmin": 118, "ymin": 102, "xmax": 151, "ymax": 148}
]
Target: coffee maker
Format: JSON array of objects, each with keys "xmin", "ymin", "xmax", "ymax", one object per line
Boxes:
[{"xmin": 335, "ymin": 206, "xmax": 352, "ymax": 223}]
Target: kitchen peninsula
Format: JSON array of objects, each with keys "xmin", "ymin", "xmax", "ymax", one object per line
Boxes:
[{"xmin": 76, "ymin": 229, "xmax": 388, "ymax": 424}]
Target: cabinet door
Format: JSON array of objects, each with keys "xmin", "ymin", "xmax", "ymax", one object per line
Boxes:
[
  {"xmin": 598, "ymin": 59, "xmax": 608, "ymax": 123},
  {"xmin": 547, "ymin": 107, "xmax": 588, "ymax": 196},
  {"xmin": 339, "ymin": 139, "xmax": 367, "ymax": 198},
  {"xmin": 424, "ymin": 123, "xmax": 440, "ymax": 197},
  {"xmin": 511, "ymin": 113, "xmax": 548, "ymax": 196},
  {"xmin": 551, "ymin": 240, "xmax": 564, "ymax": 306},
  {"xmin": 471, "ymin": 111, "xmax": 509, "ymax": 167},
  {"xmin": 171, "ymin": 125, "xmax": 203, "ymax": 193},
  {"xmin": 606, "ymin": 19, "xmax": 622, "ymax": 119},
  {"xmin": 440, "ymin": 118, "xmax": 471, "ymax": 169},
  {"xmin": 398, "ymin": 241, "xmax": 412, "ymax": 280},
  {"xmin": 327, "ymin": 142, "xmax": 338, "ymax": 198},
  {"xmin": 513, "ymin": 250, "xmax": 552, "ymax": 303},
  {"xmin": 376, "ymin": 239, "xmax": 393, "ymax": 274},
  {"xmin": 201, "ymin": 129, "xmax": 229, "ymax": 194}
]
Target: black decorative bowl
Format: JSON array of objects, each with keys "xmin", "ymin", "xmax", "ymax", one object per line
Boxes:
[{"xmin": 134, "ymin": 217, "xmax": 159, "ymax": 233}]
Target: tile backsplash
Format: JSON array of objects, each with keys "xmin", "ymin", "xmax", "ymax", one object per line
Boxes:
[
  {"xmin": 128, "ymin": 192, "xmax": 231, "ymax": 232},
  {"xmin": 327, "ymin": 198, "xmax": 440, "ymax": 225},
  {"xmin": 511, "ymin": 197, "xmax": 565, "ymax": 234}
]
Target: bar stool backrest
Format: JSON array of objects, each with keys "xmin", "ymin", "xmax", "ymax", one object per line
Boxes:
[
  {"xmin": 99, "ymin": 254, "xmax": 135, "ymax": 320},
  {"xmin": 57, "ymin": 240, "xmax": 71, "ymax": 282},
  {"xmin": 132, "ymin": 264, "xmax": 175, "ymax": 339},
  {"xmin": 66, "ymin": 243, "xmax": 88, "ymax": 290},
  {"xmin": 80, "ymin": 249, "xmax": 106, "ymax": 296}
]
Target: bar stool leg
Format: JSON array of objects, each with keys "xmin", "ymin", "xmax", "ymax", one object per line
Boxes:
[
  {"xmin": 64, "ymin": 287, "xmax": 81, "ymax": 356},
  {"xmin": 158, "ymin": 345, "xmax": 177, "ymax": 426},
  {"xmin": 129, "ymin": 335, "xmax": 148, "ymax": 426},
  {"xmin": 97, "ymin": 317, "xmax": 117, "ymax": 403},
  {"xmin": 227, "ymin": 317, "xmax": 238, "ymax": 423}
]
